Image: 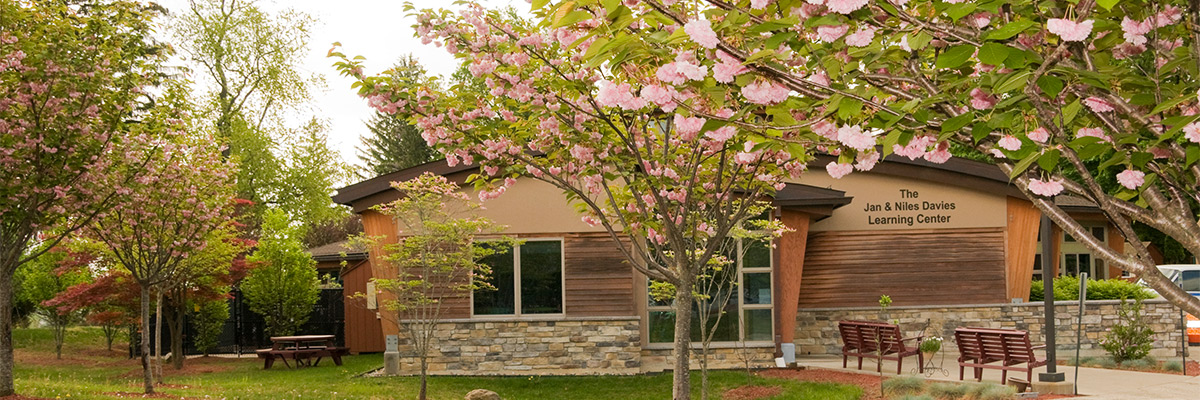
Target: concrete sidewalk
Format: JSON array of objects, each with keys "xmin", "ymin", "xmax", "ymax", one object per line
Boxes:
[{"xmin": 797, "ymin": 355, "xmax": 1200, "ymax": 399}]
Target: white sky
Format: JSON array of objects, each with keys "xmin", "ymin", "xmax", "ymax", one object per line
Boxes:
[{"xmin": 155, "ymin": 0, "xmax": 526, "ymax": 169}]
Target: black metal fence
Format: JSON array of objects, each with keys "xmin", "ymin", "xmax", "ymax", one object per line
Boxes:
[{"xmin": 141, "ymin": 288, "xmax": 344, "ymax": 356}]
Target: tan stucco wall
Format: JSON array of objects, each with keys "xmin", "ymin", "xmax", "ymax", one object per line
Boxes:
[
  {"xmin": 794, "ymin": 169, "xmax": 1007, "ymax": 232},
  {"xmin": 464, "ymin": 178, "xmax": 606, "ymax": 234}
]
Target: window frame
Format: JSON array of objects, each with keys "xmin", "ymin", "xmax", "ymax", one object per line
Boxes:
[
  {"xmin": 470, "ymin": 237, "xmax": 567, "ymax": 318},
  {"xmin": 645, "ymin": 238, "xmax": 775, "ymax": 345}
]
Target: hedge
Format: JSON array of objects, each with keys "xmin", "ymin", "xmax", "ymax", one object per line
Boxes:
[{"xmin": 1029, "ymin": 276, "xmax": 1155, "ymax": 301}]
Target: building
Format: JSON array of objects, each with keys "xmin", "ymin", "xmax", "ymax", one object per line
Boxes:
[{"xmin": 330, "ymin": 155, "xmax": 1136, "ymax": 373}]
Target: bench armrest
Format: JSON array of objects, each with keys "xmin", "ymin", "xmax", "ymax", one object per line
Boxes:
[{"xmin": 1031, "ymin": 345, "xmax": 1047, "ymax": 350}]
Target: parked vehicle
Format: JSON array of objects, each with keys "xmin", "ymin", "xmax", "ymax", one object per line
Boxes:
[{"xmin": 1143, "ymin": 265, "xmax": 1200, "ymax": 345}]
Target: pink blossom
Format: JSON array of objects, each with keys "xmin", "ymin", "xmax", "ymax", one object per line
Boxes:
[
  {"xmin": 1116, "ymin": 169, "xmax": 1145, "ymax": 190},
  {"xmin": 844, "ymin": 27, "xmax": 876, "ymax": 47},
  {"xmin": 854, "ymin": 151, "xmax": 880, "ymax": 171},
  {"xmin": 812, "ymin": 120, "xmax": 838, "ymax": 140},
  {"xmin": 836, "ymin": 125, "xmax": 875, "ymax": 151},
  {"xmin": 969, "ymin": 88, "xmax": 997, "ymax": 110},
  {"xmin": 741, "ymin": 81, "xmax": 790, "ymax": 104},
  {"xmin": 826, "ymin": 162, "xmax": 854, "ymax": 179},
  {"xmin": 706, "ymin": 125, "xmax": 738, "ymax": 142},
  {"xmin": 674, "ymin": 114, "xmax": 706, "ymax": 140},
  {"xmin": 656, "ymin": 59, "xmax": 708, "ymax": 85},
  {"xmin": 1027, "ymin": 127, "xmax": 1050, "ymax": 143},
  {"xmin": 1153, "ymin": 6, "xmax": 1183, "ymax": 28},
  {"xmin": 1027, "ymin": 178, "xmax": 1065, "ymax": 197},
  {"xmin": 1122, "ymin": 17, "xmax": 1151, "ymax": 45},
  {"xmin": 808, "ymin": 71, "xmax": 831, "ymax": 86},
  {"xmin": 684, "ymin": 19, "xmax": 719, "ymax": 49},
  {"xmin": 893, "ymin": 135, "xmax": 931, "ymax": 160},
  {"xmin": 1076, "ymin": 127, "xmax": 1111, "ymax": 142},
  {"xmin": 1184, "ymin": 122, "xmax": 1200, "ymax": 143},
  {"xmin": 640, "ymin": 84, "xmax": 678, "ymax": 110},
  {"xmin": 997, "ymin": 135, "xmax": 1022, "ymax": 151},
  {"xmin": 712, "ymin": 51, "xmax": 749, "ymax": 83},
  {"xmin": 825, "ymin": 0, "xmax": 867, "ymax": 14},
  {"xmin": 969, "ymin": 13, "xmax": 992, "ymax": 29},
  {"xmin": 923, "ymin": 147, "xmax": 952, "ymax": 163},
  {"xmin": 595, "ymin": 79, "xmax": 646, "ymax": 110},
  {"xmin": 816, "ymin": 25, "xmax": 849, "ymax": 43},
  {"xmin": 1083, "ymin": 97, "xmax": 1114, "ymax": 113},
  {"xmin": 751, "ymin": 0, "xmax": 771, "ymax": 9},
  {"xmin": 1046, "ymin": 19, "xmax": 1094, "ymax": 42}
]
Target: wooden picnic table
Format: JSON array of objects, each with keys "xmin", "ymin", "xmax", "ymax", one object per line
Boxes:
[{"xmin": 256, "ymin": 335, "xmax": 349, "ymax": 369}]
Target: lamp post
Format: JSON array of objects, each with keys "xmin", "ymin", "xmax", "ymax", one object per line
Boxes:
[{"xmin": 1039, "ymin": 214, "xmax": 1066, "ymax": 383}]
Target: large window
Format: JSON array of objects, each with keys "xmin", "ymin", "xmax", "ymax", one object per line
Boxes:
[
  {"xmin": 647, "ymin": 239, "xmax": 774, "ymax": 343},
  {"xmin": 473, "ymin": 240, "xmax": 564, "ymax": 316}
]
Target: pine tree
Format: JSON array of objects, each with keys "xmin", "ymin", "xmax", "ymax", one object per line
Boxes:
[{"xmin": 355, "ymin": 55, "xmax": 440, "ymax": 177}]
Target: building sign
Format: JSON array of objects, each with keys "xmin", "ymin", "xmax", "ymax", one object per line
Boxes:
[{"xmin": 864, "ymin": 189, "xmax": 958, "ymax": 226}]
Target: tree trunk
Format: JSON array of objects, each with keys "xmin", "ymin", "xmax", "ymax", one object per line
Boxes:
[
  {"xmin": 671, "ymin": 282, "xmax": 695, "ymax": 400},
  {"xmin": 419, "ymin": 356, "xmax": 428, "ymax": 400},
  {"xmin": 139, "ymin": 288, "xmax": 154, "ymax": 394},
  {"xmin": 52, "ymin": 319, "xmax": 65, "ymax": 360},
  {"xmin": 154, "ymin": 291, "xmax": 163, "ymax": 383},
  {"xmin": 166, "ymin": 297, "xmax": 185, "ymax": 370},
  {"xmin": 102, "ymin": 324, "xmax": 115, "ymax": 352},
  {"xmin": 0, "ymin": 270, "xmax": 15, "ymax": 396}
]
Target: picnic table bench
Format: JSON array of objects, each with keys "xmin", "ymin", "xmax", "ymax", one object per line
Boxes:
[
  {"xmin": 954, "ymin": 327, "xmax": 1046, "ymax": 382},
  {"xmin": 256, "ymin": 335, "xmax": 350, "ymax": 369},
  {"xmin": 837, "ymin": 320, "xmax": 924, "ymax": 374}
]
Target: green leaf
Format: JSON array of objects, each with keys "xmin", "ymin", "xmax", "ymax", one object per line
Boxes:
[
  {"xmin": 1004, "ymin": 49, "xmax": 1029, "ymax": 69},
  {"xmin": 1097, "ymin": 0, "xmax": 1120, "ymax": 10},
  {"xmin": 745, "ymin": 49, "xmax": 777, "ymax": 63},
  {"xmin": 1037, "ymin": 149, "xmax": 1061, "ymax": 172},
  {"xmin": 882, "ymin": 130, "xmax": 902, "ymax": 157},
  {"xmin": 941, "ymin": 112, "xmax": 974, "ymax": 134},
  {"xmin": 838, "ymin": 98, "xmax": 864, "ymax": 120},
  {"xmin": 531, "ymin": 0, "xmax": 552, "ymax": 10},
  {"xmin": 936, "ymin": 45, "xmax": 976, "ymax": 69},
  {"xmin": 1131, "ymin": 152, "xmax": 1153, "ymax": 168},
  {"xmin": 972, "ymin": 123, "xmax": 991, "ymax": 143},
  {"xmin": 1036, "ymin": 75, "xmax": 1064, "ymax": 98},
  {"xmin": 1061, "ymin": 99, "xmax": 1082, "ymax": 125},
  {"xmin": 977, "ymin": 43, "xmax": 1009, "ymax": 66},
  {"xmin": 944, "ymin": 3, "xmax": 978, "ymax": 21},
  {"xmin": 1187, "ymin": 146, "xmax": 1200, "ymax": 167},
  {"xmin": 1149, "ymin": 94, "xmax": 1191, "ymax": 115},
  {"xmin": 1098, "ymin": 152, "xmax": 1127, "ymax": 171},
  {"xmin": 1009, "ymin": 154, "xmax": 1040, "ymax": 178},
  {"xmin": 986, "ymin": 20, "xmax": 1036, "ymax": 41},
  {"xmin": 1077, "ymin": 143, "xmax": 1110, "ymax": 160},
  {"xmin": 553, "ymin": 10, "xmax": 592, "ymax": 28},
  {"xmin": 765, "ymin": 32, "xmax": 798, "ymax": 50},
  {"xmin": 994, "ymin": 70, "xmax": 1032, "ymax": 93},
  {"xmin": 906, "ymin": 32, "xmax": 932, "ymax": 50}
]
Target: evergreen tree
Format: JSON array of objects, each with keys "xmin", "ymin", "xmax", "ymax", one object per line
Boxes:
[{"xmin": 355, "ymin": 56, "xmax": 440, "ymax": 177}]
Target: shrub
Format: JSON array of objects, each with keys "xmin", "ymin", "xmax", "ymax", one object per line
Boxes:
[
  {"xmin": 1029, "ymin": 277, "xmax": 1154, "ymax": 301},
  {"xmin": 1100, "ymin": 298, "xmax": 1155, "ymax": 363},
  {"xmin": 192, "ymin": 300, "xmax": 229, "ymax": 356},
  {"xmin": 966, "ymin": 383, "xmax": 990, "ymax": 399},
  {"xmin": 1165, "ymin": 360, "xmax": 1184, "ymax": 372},
  {"xmin": 883, "ymin": 376, "xmax": 926, "ymax": 397},
  {"xmin": 897, "ymin": 395, "xmax": 935, "ymax": 400},
  {"xmin": 1124, "ymin": 358, "xmax": 1156, "ymax": 370},
  {"xmin": 928, "ymin": 382, "xmax": 968, "ymax": 399},
  {"xmin": 1092, "ymin": 357, "xmax": 1119, "ymax": 369},
  {"xmin": 976, "ymin": 385, "xmax": 1017, "ymax": 400}
]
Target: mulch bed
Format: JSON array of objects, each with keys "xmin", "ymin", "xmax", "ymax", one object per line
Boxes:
[
  {"xmin": 722, "ymin": 384, "xmax": 783, "ymax": 400},
  {"xmin": 760, "ymin": 368, "xmax": 884, "ymax": 400},
  {"xmin": 103, "ymin": 392, "xmax": 200, "ymax": 399}
]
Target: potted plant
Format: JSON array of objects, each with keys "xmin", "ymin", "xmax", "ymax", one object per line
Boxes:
[{"xmin": 919, "ymin": 336, "xmax": 942, "ymax": 360}]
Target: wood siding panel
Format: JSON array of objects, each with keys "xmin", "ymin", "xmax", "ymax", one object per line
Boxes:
[
  {"xmin": 798, "ymin": 228, "xmax": 1008, "ymax": 308},
  {"xmin": 341, "ymin": 260, "xmax": 384, "ymax": 353},
  {"xmin": 564, "ymin": 233, "xmax": 637, "ymax": 317},
  {"xmin": 1005, "ymin": 197, "xmax": 1041, "ymax": 302},
  {"xmin": 777, "ymin": 210, "xmax": 810, "ymax": 344}
]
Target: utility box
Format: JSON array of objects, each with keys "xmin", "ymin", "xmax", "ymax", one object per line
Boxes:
[{"xmin": 384, "ymin": 335, "xmax": 400, "ymax": 376}]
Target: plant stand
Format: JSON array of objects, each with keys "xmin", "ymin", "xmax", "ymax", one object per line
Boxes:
[{"xmin": 912, "ymin": 350, "xmax": 949, "ymax": 377}]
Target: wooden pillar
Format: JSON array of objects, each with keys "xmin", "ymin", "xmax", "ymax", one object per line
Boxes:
[
  {"xmin": 1050, "ymin": 225, "xmax": 1062, "ymax": 278},
  {"xmin": 1005, "ymin": 197, "xmax": 1041, "ymax": 302},
  {"xmin": 361, "ymin": 210, "xmax": 400, "ymax": 338},
  {"xmin": 775, "ymin": 209, "xmax": 810, "ymax": 348},
  {"xmin": 1106, "ymin": 222, "xmax": 1126, "ymax": 279}
]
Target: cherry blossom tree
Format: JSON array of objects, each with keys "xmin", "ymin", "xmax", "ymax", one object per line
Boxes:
[
  {"xmin": 87, "ymin": 126, "xmax": 234, "ymax": 394},
  {"xmin": 0, "ymin": 1, "xmax": 168, "ymax": 395},
  {"xmin": 333, "ymin": 5, "xmax": 790, "ymax": 397}
]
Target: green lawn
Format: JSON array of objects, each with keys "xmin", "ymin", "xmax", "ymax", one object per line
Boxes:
[{"xmin": 13, "ymin": 327, "xmax": 862, "ymax": 400}]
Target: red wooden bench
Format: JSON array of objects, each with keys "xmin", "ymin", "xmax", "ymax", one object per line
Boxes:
[
  {"xmin": 837, "ymin": 320, "xmax": 923, "ymax": 374},
  {"xmin": 954, "ymin": 327, "xmax": 1046, "ymax": 382}
]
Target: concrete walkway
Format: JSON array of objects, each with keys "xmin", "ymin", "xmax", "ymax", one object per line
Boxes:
[{"xmin": 796, "ymin": 355, "xmax": 1200, "ymax": 399}]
